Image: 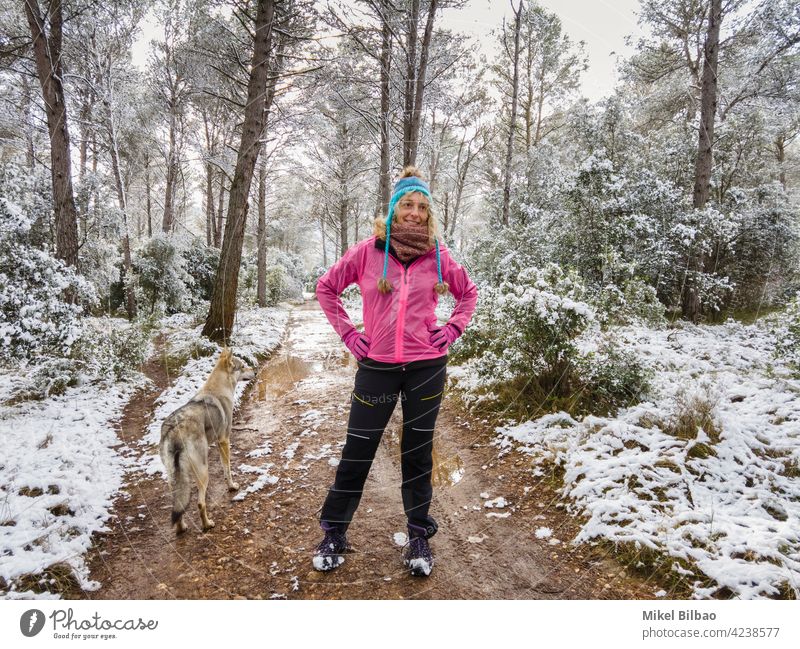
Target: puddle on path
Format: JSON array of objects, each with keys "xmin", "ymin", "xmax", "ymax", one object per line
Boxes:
[{"xmin": 253, "ymin": 304, "xmax": 355, "ymax": 401}]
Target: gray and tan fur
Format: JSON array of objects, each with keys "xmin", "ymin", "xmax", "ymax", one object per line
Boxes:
[{"xmin": 159, "ymin": 348, "xmax": 255, "ymax": 533}]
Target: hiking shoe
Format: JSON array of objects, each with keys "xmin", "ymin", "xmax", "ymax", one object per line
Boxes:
[
  {"xmin": 312, "ymin": 528, "xmax": 348, "ymax": 572},
  {"xmin": 403, "ymin": 535, "xmax": 434, "ymax": 577}
]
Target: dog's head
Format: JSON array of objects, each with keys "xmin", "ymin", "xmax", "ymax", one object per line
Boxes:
[{"xmin": 219, "ymin": 347, "xmax": 256, "ymax": 383}]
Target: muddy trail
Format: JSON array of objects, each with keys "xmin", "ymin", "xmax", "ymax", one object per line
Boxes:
[{"xmin": 75, "ymin": 301, "xmax": 657, "ymax": 600}]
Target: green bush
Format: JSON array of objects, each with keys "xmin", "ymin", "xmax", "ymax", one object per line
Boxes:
[
  {"xmin": 453, "ymin": 264, "xmax": 596, "ymax": 418},
  {"xmin": 573, "ymin": 337, "xmax": 651, "ymax": 415},
  {"xmin": 182, "ymin": 239, "xmax": 220, "ymax": 303},
  {"xmin": 134, "ymin": 234, "xmax": 192, "ymax": 314},
  {"xmin": 773, "ymin": 292, "xmax": 800, "ymax": 377},
  {"xmin": 70, "ymin": 317, "xmax": 150, "ymax": 382},
  {"xmin": 594, "ymin": 278, "xmax": 666, "ymax": 328},
  {"xmin": 9, "ymin": 358, "xmax": 84, "ymax": 402}
]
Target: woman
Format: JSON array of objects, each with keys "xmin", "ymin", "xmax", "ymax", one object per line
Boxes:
[{"xmin": 313, "ymin": 167, "xmax": 478, "ymax": 577}]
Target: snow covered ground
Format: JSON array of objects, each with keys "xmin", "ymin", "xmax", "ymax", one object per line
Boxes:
[
  {"xmin": 0, "ymin": 304, "xmax": 289, "ymax": 599},
  {"xmin": 482, "ymin": 320, "xmax": 800, "ymax": 599}
]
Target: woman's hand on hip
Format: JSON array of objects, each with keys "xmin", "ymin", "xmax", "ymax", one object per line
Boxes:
[
  {"xmin": 429, "ymin": 323, "xmax": 459, "ymax": 352},
  {"xmin": 343, "ymin": 329, "xmax": 371, "ymax": 360}
]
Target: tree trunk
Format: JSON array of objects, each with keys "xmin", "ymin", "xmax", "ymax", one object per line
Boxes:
[
  {"xmin": 202, "ymin": 0, "xmax": 275, "ymax": 342},
  {"xmin": 205, "ymin": 161, "xmax": 215, "ymax": 246},
  {"xmin": 320, "ymin": 209, "xmax": 328, "ymax": 268},
  {"xmin": 162, "ymin": 105, "xmax": 178, "ymax": 232},
  {"xmin": 407, "ymin": 0, "xmax": 438, "ymax": 167},
  {"xmin": 402, "ymin": 0, "xmax": 419, "ymax": 168},
  {"xmin": 339, "ymin": 191, "xmax": 348, "ymax": 257},
  {"xmin": 534, "ymin": 67, "xmax": 545, "ymax": 146},
  {"xmin": 378, "ymin": 0, "xmax": 392, "ymax": 218},
  {"xmin": 692, "ymin": 0, "xmax": 721, "ymax": 211},
  {"xmin": 144, "ymin": 151, "xmax": 153, "ymax": 237},
  {"xmin": 23, "ymin": 0, "xmax": 80, "ymax": 269},
  {"xmin": 215, "ymin": 171, "xmax": 225, "ymax": 247},
  {"xmin": 105, "ymin": 100, "xmax": 138, "ymax": 320},
  {"xmin": 21, "ymin": 74, "xmax": 36, "ymax": 169},
  {"xmin": 257, "ymin": 147, "xmax": 267, "ymax": 307},
  {"xmin": 90, "ymin": 132, "xmax": 99, "ymax": 228},
  {"xmin": 683, "ymin": 0, "xmax": 722, "ymax": 323},
  {"xmin": 501, "ymin": 2, "xmax": 523, "ymax": 228},
  {"xmin": 774, "ymin": 136, "xmax": 786, "ymax": 189}
]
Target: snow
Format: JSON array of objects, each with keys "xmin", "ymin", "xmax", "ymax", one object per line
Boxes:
[
  {"xmin": 231, "ymin": 464, "xmax": 280, "ymax": 501},
  {"xmin": 483, "ymin": 496, "xmax": 508, "ymax": 508},
  {"xmin": 407, "ymin": 558, "xmax": 432, "ymax": 576},
  {"xmin": 0, "ymin": 304, "xmax": 289, "ymax": 598},
  {"xmin": 0, "ymin": 376, "xmax": 142, "ymax": 595},
  {"xmin": 491, "ymin": 320, "xmax": 800, "ymax": 599},
  {"xmin": 312, "ymin": 554, "xmax": 344, "ymax": 571},
  {"xmin": 535, "ymin": 527, "xmax": 553, "ymax": 539}
]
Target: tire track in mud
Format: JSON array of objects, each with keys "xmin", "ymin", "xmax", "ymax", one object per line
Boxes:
[{"xmin": 76, "ymin": 301, "xmax": 653, "ymax": 600}]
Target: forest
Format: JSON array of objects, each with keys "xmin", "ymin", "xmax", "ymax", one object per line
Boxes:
[{"xmin": 0, "ymin": 0, "xmax": 799, "ymax": 601}]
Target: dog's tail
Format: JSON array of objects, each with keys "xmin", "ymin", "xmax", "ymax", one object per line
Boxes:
[{"xmin": 159, "ymin": 427, "xmax": 191, "ymax": 527}]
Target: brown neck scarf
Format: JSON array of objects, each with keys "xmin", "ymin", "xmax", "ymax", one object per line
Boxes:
[{"xmin": 389, "ymin": 220, "xmax": 433, "ymax": 263}]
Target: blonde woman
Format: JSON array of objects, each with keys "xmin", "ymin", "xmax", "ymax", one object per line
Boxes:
[{"xmin": 313, "ymin": 167, "xmax": 478, "ymax": 576}]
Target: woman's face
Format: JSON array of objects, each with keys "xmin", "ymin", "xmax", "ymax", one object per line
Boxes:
[{"xmin": 394, "ymin": 191, "xmax": 430, "ymax": 226}]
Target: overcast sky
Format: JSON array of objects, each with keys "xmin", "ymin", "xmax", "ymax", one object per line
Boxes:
[
  {"xmin": 132, "ymin": 1, "xmax": 646, "ymax": 102},
  {"xmin": 440, "ymin": 0, "xmax": 644, "ymax": 102}
]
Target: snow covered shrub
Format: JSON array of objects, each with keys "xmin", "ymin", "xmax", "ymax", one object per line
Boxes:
[
  {"xmin": 238, "ymin": 248, "xmax": 304, "ymax": 306},
  {"xmin": 468, "ymin": 217, "xmax": 557, "ymax": 285},
  {"xmin": 307, "ymin": 265, "xmax": 326, "ymax": 293},
  {"xmin": 70, "ymin": 317, "xmax": 150, "ymax": 382},
  {"xmin": 665, "ymin": 207, "xmax": 736, "ymax": 315},
  {"xmin": 593, "ymin": 279, "xmax": 665, "ymax": 327},
  {"xmin": 263, "ymin": 265, "xmax": 287, "ymax": 307},
  {"xmin": 0, "ymin": 169, "xmax": 97, "ymax": 364},
  {"xmin": 267, "ymin": 248, "xmax": 304, "ymax": 302},
  {"xmin": 453, "ymin": 264, "xmax": 596, "ymax": 418},
  {"xmin": 724, "ymin": 183, "xmax": 799, "ymax": 312},
  {"xmin": 10, "ymin": 358, "xmax": 85, "ymax": 401},
  {"xmin": 573, "ymin": 338, "xmax": 651, "ymax": 415},
  {"xmin": 773, "ymin": 293, "xmax": 800, "ymax": 376},
  {"xmin": 134, "ymin": 234, "xmax": 192, "ymax": 314},
  {"xmin": 79, "ymin": 237, "xmax": 123, "ymax": 313},
  {"xmin": 182, "ymin": 238, "xmax": 220, "ymax": 303}
]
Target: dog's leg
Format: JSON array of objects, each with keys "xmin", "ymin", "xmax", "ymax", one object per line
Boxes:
[
  {"xmin": 196, "ymin": 460, "xmax": 215, "ymax": 531},
  {"xmin": 173, "ymin": 512, "xmax": 188, "ymax": 534},
  {"xmin": 219, "ymin": 438, "xmax": 239, "ymax": 491}
]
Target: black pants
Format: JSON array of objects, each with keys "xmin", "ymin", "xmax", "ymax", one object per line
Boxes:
[{"xmin": 320, "ymin": 362, "xmax": 447, "ymax": 539}]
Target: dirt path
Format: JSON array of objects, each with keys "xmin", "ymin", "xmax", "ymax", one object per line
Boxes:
[{"xmin": 76, "ymin": 302, "xmax": 657, "ymax": 600}]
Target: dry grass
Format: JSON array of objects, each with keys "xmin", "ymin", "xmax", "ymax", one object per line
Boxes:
[{"xmin": 662, "ymin": 385, "xmax": 721, "ymax": 444}]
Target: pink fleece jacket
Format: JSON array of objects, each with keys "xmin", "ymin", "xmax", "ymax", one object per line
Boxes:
[{"xmin": 316, "ymin": 236, "xmax": 478, "ymax": 363}]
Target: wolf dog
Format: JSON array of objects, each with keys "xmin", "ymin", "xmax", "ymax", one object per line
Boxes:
[{"xmin": 159, "ymin": 348, "xmax": 255, "ymax": 533}]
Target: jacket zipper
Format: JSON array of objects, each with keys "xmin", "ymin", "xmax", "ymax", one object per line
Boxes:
[
  {"xmin": 388, "ymin": 252, "xmax": 432, "ymax": 363},
  {"xmin": 394, "ymin": 264, "xmax": 410, "ymax": 362}
]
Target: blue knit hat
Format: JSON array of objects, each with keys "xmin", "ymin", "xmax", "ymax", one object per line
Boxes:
[{"xmin": 378, "ymin": 175, "xmax": 448, "ymax": 295}]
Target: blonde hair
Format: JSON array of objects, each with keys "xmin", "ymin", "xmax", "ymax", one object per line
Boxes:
[{"xmin": 373, "ymin": 166, "xmax": 441, "ymax": 247}]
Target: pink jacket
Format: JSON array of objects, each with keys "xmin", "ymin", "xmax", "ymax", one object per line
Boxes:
[{"xmin": 316, "ymin": 236, "xmax": 478, "ymax": 363}]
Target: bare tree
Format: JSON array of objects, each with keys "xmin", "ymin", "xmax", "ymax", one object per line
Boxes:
[
  {"xmin": 501, "ymin": 0, "xmax": 523, "ymax": 228},
  {"xmin": 402, "ymin": 0, "xmax": 438, "ymax": 167},
  {"xmin": 23, "ymin": 0, "xmax": 79, "ymax": 268},
  {"xmin": 202, "ymin": 0, "xmax": 276, "ymax": 342},
  {"xmin": 682, "ymin": 0, "xmax": 722, "ymax": 322}
]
